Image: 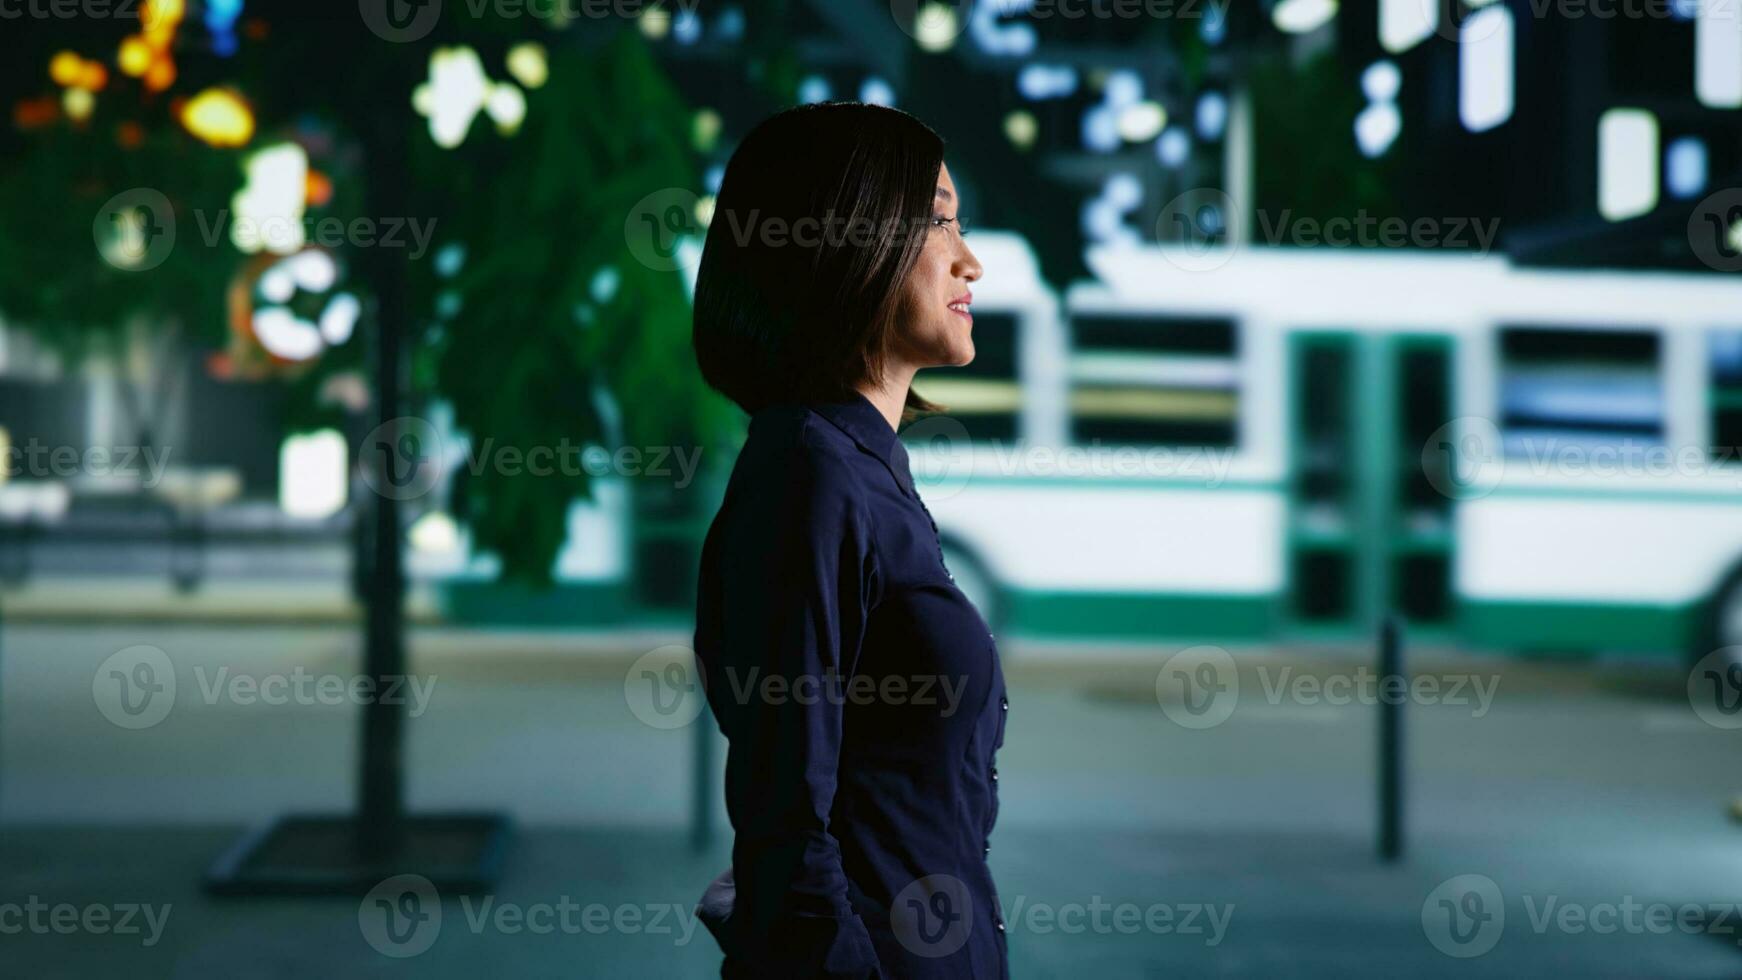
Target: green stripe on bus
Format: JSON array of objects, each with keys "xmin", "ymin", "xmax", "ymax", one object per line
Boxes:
[
  {"xmin": 1002, "ymin": 591, "xmax": 1280, "ymax": 639},
  {"xmin": 1455, "ymin": 599, "xmax": 1697, "ymax": 655}
]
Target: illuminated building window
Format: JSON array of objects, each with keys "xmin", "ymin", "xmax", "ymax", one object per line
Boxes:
[
  {"xmin": 1598, "ymin": 109, "xmax": 1659, "ymax": 222},
  {"xmin": 1459, "ymin": 7, "xmax": 1514, "ymax": 132}
]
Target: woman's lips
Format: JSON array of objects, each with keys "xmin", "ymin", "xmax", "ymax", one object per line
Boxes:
[{"xmin": 947, "ymin": 295, "xmax": 972, "ymax": 322}]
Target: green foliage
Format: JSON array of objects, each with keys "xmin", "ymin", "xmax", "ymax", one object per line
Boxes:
[
  {"xmin": 0, "ymin": 117, "xmax": 241, "ymax": 356},
  {"xmin": 1248, "ymin": 51, "xmax": 1399, "ymax": 227},
  {"xmin": 417, "ymin": 31, "xmax": 739, "ymax": 584}
]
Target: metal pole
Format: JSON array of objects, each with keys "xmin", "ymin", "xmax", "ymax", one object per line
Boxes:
[
  {"xmin": 1378, "ymin": 613, "xmax": 1405, "ymax": 862},
  {"xmin": 691, "ymin": 704, "xmax": 715, "ymax": 851},
  {"xmin": 357, "ymin": 92, "xmax": 411, "ymax": 862}
]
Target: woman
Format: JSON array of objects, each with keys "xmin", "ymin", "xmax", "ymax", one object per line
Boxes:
[{"xmin": 690, "ymin": 101, "xmax": 1009, "ymax": 979}]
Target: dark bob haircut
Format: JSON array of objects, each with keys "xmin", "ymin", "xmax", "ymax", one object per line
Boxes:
[{"xmin": 692, "ymin": 101, "xmax": 946, "ymax": 419}]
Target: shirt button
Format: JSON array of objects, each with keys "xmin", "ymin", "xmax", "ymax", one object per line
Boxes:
[
  {"xmin": 1000, "ymin": 697, "xmax": 1009, "ymax": 711},
  {"xmin": 990, "ymin": 767, "xmax": 999, "ymax": 782},
  {"xmin": 984, "ymin": 843, "xmax": 991, "ymax": 856},
  {"xmin": 996, "ymin": 920, "xmax": 1006, "ymax": 933}
]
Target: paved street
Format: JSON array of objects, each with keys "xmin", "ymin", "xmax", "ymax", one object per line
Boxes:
[{"xmin": 5, "ymin": 623, "xmax": 1742, "ymax": 977}]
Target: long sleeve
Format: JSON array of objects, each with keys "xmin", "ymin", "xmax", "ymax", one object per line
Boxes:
[{"xmin": 708, "ymin": 434, "xmax": 882, "ymax": 978}]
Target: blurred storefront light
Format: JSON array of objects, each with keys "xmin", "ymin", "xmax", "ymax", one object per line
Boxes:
[
  {"xmin": 1273, "ymin": 0, "xmax": 1338, "ymax": 34},
  {"xmin": 506, "ymin": 43, "xmax": 548, "ymax": 90},
  {"xmin": 1196, "ymin": 92, "xmax": 1228, "ymax": 140},
  {"xmin": 1018, "ymin": 65, "xmax": 1076, "ymax": 101},
  {"xmin": 1697, "ymin": 0, "xmax": 1742, "ymax": 108},
  {"xmin": 1666, "ymin": 136, "xmax": 1707, "ymax": 199},
  {"xmin": 231, "ymin": 142, "xmax": 307, "ymax": 254},
  {"xmin": 1363, "ymin": 61, "xmax": 1402, "ymax": 102},
  {"xmin": 798, "ymin": 75, "xmax": 831, "ymax": 104},
  {"xmin": 639, "ymin": 6, "xmax": 671, "ymax": 39},
  {"xmin": 861, "ymin": 77, "xmax": 895, "ymax": 106},
  {"xmin": 415, "ymin": 46, "xmax": 491, "ymax": 150},
  {"xmin": 1380, "ymin": 0, "xmax": 1435, "ymax": 52},
  {"xmin": 673, "ymin": 9, "xmax": 702, "ymax": 45},
  {"xmin": 181, "ymin": 87, "xmax": 255, "ymax": 147},
  {"xmin": 1004, "ymin": 110, "xmax": 1037, "ymax": 150},
  {"xmin": 1117, "ymin": 101, "xmax": 1167, "ymax": 142},
  {"xmin": 279, "ymin": 430, "xmax": 347, "ymax": 520},
  {"xmin": 1355, "ymin": 101, "xmax": 1401, "ymax": 158},
  {"xmin": 62, "ymin": 88, "xmax": 94, "ymax": 124},
  {"xmin": 970, "ymin": 0, "xmax": 1037, "ymax": 56},
  {"xmin": 410, "ymin": 511, "xmax": 462, "ymax": 554},
  {"xmin": 1157, "ymin": 126, "xmax": 1191, "ymax": 167},
  {"xmin": 915, "ymin": 2, "xmax": 960, "ymax": 52},
  {"xmin": 485, "ymin": 83, "xmax": 527, "ymax": 136},
  {"xmin": 1598, "ymin": 108, "xmax": 1659, "ymax": 221},
  {"xmin": 1459, "ymin": 6, "xmax": 1514, "ymax": 132}
]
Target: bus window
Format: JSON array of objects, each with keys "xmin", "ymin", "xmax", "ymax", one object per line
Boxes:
[
  {"xmin": 1066, "ymin": 314, "xmax": 1240, "ymax": 447},
  {"xmin": 1496, "ymin": 326, "xmax": 1663, "ymax": 459},
  {"xmin": 914, "ymin": 309, "xmax": 1022, "ymax": 443},
  {"xmin": 1713, "ymin": 329, "xmax": 1742, "ymax": 461}
]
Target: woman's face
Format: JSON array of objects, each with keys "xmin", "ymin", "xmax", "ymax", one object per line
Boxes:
[{"xmin": 892, "ymin": 164, "xmax": 983, "ymax": 371}]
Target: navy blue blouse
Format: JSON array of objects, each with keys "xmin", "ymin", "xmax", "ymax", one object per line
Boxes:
[{"xmin": 693, "ymin": 392, "xmax": 1010, "ymax": 979}]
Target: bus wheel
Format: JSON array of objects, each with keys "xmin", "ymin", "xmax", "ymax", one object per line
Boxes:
[
  {"xmin": 1700, "ymin": 567, "xmax": 1742, "ymax": 663},
  {"xmin": 941, "ymin": 541, "xmax": 1003, "ymax": 636}
]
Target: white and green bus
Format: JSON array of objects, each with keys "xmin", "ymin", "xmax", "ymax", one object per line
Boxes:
[{"xmin": 907, "ymin": 233, "xmax": 1742, "ymax": 660}]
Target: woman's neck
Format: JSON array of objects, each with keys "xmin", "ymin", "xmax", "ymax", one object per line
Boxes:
[{"xmin": 855, "ymin": 367, "xmax": 916, "ymax": 433}]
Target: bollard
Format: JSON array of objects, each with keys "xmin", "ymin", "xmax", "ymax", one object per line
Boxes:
[
  {"xmin": 1378, "ymin": 613, "xmax": 1405, "ymax": 862},
  {"xmin": 692, "ymin": 701, "xmax": 716, "ymax": 852}
]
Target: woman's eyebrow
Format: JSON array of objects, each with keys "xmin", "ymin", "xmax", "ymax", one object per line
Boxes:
[{"xmin": 935, "ymin": 186, "xmax": 954, "ymax": 203}]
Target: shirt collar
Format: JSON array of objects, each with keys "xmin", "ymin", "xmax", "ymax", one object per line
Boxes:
[{"xmin": 809, "ymin": 391, "xmax": 917, "ymax": 497}]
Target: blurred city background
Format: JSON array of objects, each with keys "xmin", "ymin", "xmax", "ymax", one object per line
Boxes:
[{"xmin": 4, "ymin": 0, "xmax": 1742, "ymax": 977}]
